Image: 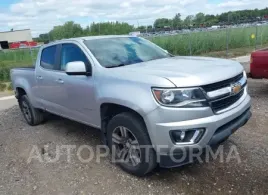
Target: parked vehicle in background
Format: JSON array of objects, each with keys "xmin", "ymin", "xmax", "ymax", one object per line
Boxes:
[
  {"xmin": 19, "ymin": 43, "xmax": 28, "ymax": 49},
  {"xmin": 250, "ymin": 48, "xmax": 268, "ymax": 79},
  {"xmin": 210, "ymin": 25, "xmax": 220, "ymax": 29},
  {"xmin": 10, "ymin": 35, "xmax": 251, "ymax": 176},
  {"xmin": 9, "ymin": 41, "xmax": 38, "ymax": 49},
  {"xmin": 129, "ymin": 31, "xmax": 141, "ymax": 36}
]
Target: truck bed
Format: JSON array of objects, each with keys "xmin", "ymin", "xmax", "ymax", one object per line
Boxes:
[{"xmin": 10, "ymin": 67, "xmax": 36, "ymax": 96}]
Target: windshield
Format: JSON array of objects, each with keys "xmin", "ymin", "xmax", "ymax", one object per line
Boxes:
[{"xmin": 84, "ymin": 37, "xmax": 171, "ymax": 68}]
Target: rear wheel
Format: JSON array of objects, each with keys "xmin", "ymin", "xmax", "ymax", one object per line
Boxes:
[
  {"xmin": 18, "ymin": 95, "xmax": 45, "ymax": 126},
  {"xmin": 107, "ymin": 112, "xmax": 157, "ymax": 176}
]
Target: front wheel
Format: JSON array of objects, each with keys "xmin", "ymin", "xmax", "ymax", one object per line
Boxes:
[
  {"xmin": 107, "ymin": 112, "xmax": 157, "ymax": 176},
  {"xmin": 18, "ymin": 95, "xmax": 45, "ymax": 126}
]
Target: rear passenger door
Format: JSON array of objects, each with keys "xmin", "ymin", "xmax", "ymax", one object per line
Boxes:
[{"xmin": 36, "ymin": 44, "xmax": 65, "ymax": 114}]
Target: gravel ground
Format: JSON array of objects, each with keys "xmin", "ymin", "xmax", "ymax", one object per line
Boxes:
[
  {"xmin": 0, "ymin": 91, "xmax": 14, "ymax": 98},
  {"xmin": 241, "ymin": 62, "xmax": 250, "ymax": 74},
  {"xmin": 0, "ymin": 78, "xmax": 268, "ymax": 195}
]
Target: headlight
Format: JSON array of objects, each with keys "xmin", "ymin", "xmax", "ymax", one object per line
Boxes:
[
  {"xmin": 243, "ymin": 70, "xmax": 247, "ymax": 78},
  {"xmin": 152, "ymin": 88, "xmax": 208, "ymax": 107}
]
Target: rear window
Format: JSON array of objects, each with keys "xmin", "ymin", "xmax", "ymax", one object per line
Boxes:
[{"xmin": 40, "ymin": 45, "xmax": 57, "ymax": 70}]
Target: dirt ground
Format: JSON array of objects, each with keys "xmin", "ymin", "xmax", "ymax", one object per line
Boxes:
[{"xmin": 0, "ymin": 78, "xmax": 268, "ymax": 195}]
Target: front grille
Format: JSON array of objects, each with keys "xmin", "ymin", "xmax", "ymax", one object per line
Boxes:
[
  {"xmin": 202, "ymin": 73, "xmax": 243, "ymax": 92},
  {"xmin": 210, "ymin": 88, "xmax": 244, "ymax": 113},
  {"xmin": 201, "ymin": 72, "xmax": 245, "ymax": 113}
]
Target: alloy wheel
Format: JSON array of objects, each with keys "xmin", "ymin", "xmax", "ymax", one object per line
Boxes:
[
  {"xmin": 112, "ymin": 126, "xmax": 141, "ymax": 167},
  {"xmin": 21, "ymin": 101, "xmax": 31, "ymax": 122}
]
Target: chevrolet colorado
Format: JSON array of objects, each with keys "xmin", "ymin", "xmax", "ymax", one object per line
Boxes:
[{"xmin": 11, "ymin": 35, "xmax": 251, "ymax": 176}]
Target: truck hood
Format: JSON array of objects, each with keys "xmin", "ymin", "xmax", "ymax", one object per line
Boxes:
[{"xmin": 118, "ymin": 56, "xmax": 244, "ymax": 87}]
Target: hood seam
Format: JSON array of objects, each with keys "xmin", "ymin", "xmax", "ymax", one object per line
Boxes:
[{"xmin": 163, "ymin": 77, "xmax": 177, "ymax": 87}]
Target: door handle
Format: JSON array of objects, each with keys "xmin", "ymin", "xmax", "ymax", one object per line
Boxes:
[
  {"xmin": 56, "ymin": 79, "xmax": 64, "ymax": 84},
  {"xmin": 36, "ymin": 76, "xmax": 43, "ymax": 80}
]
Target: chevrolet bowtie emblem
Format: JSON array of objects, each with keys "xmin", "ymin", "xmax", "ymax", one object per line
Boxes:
[{"xmin": 231, "ymin": 83, "xmax": 242, "ymax": 95}]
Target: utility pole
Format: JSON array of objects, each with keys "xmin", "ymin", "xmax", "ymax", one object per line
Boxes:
[
  {"xmin": 48, "ymin": 33, "xmax": 51, "ymax": 42},
  {"xmin": 226, "ymin": 27, "xmax": 229, "ymax": 57},
  {"xmin": 255, "ymin": 25, "xmax": 258, "ymax": 50},
  {"xmin": 137, "ymin": 20, "xmax": 140, "ymax": 31}
]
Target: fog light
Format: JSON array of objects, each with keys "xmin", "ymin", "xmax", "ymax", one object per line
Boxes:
[
  {"xmin": 170, "ymin": 129, "xmax": 205, "ymax": 144},
  {"xmin": 180, "ymin": 131, "xmax": 186, "ymax": 140}
]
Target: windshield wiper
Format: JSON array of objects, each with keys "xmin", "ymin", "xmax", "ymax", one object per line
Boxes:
[{"xmin": 106, "ymin": 63, "xmax": 128, "ymax": 68}]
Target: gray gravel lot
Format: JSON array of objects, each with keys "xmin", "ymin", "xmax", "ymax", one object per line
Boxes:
[
  {"xmin": 0, "ymin": 78, "xmax": 268, "ymax": 195},
  {"xmin": 0, "ymin": 98, "xmax": 16, "ymax": 111}
]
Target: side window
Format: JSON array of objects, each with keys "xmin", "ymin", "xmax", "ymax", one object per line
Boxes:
[
  {"xmin": 40, "ymin": 45, "xmax": 57, "ymax": 70},
  {"xmin": 60, "ymin": 44, "xmax": 90, "ymax": 71}
]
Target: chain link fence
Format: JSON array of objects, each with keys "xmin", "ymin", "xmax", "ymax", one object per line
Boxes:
[
  {"xmin": 0, "ymin": 48, "xmax": 38, "ymax": 83},
  {"xmin": 149, "ymin": 24, "xmax": 268, "ymax": 58}
]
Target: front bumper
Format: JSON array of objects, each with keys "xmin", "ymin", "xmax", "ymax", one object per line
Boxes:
[
  {"xmin": 159, "ymin": 108, "xmax": 251, "ymax": 168},
  {"xmin": 144, "ymin": 93, "xmax": 251, "ymax": 167}
]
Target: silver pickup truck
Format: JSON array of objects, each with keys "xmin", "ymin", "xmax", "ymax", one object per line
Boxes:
[{"xmin": 11, "ymin": 35, "xmax": 251, "ymax": 176}]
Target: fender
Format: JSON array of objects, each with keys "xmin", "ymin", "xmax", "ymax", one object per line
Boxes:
[{"xmin": 13, "ymin": 76, "xmax": 39, "ymax": 108}]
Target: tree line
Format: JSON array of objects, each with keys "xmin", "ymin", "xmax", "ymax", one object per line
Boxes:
[
  {"xmin": 153, "ymin": 8, "xmax": 268, "ymax": 29},
  {"xmin": 35, "ymin": 21, "xmax": 134, "ymax": 43},
  {"xmin": 34, "ymin": 7, "xmax": 268, "ymax": 42}
]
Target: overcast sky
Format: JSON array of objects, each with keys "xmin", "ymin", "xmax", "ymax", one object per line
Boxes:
[{"xmin": 0, "ymin": 0, "xmax": 268, "ymax": 37}]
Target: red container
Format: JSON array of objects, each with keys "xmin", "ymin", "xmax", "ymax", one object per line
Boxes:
[
  {"xmin": 250, "ymin": 49, "xmax": 268, "ymax": 79},
  {"xmin": 9, "ymin": 41, "xmax": 37, "ymax": 49}
]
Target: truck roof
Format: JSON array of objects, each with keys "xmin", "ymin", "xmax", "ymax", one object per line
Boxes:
[
  {"xmin": 44, "ymin": 35, "xmax": 135, "ymax": 47},
  {"xmin": 46, "ymin": 35, "xmax": 136, "ymax": 45},
  {"xmin": 69, "ymin": 35, "xmax": 134, "ymax": 41}
]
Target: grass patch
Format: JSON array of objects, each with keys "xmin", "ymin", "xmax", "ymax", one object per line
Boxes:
[
  {"xmin": 0, "ymin": 49, "xmax": 38, "ymax": 63},
  {"xmin": 0, "ymin": 82, "xmax": 13, "ymax": 92},
  {"xmin": 0, "ymin": 62, "xmax": 33, "ymax": 82},
  {"xmin": 0, "ymin": 83, "xmax": 6, "ymax": 91},
  {"xmin": 7, "ymin": 82, "xmax": 13, "ymax": 91},
  {"xmin": 202, "ymin": 43, "xmax": 268, "ymax": 58},
  {"xmin": 150, "ymin": 25, "xmax": 268, "ymax": 56},
  {"xmin": 0, "ymin": 48, "xmax": 38, "ymax": 82}
]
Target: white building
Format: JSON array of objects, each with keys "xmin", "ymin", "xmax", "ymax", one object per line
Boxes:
[{"xmin": 0, "ymin": 29, "xmax": 32, "ymax": 43}]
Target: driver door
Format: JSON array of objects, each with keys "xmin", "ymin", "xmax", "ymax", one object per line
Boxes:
[{"xmin": 55, "ymin": 43, "xmax": 98, "ymax": 125}]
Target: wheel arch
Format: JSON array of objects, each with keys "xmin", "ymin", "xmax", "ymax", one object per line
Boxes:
[
  {"xmin": 15, "ymin": 87, "xmax": 27, "ymax": 99},
  {"xmin": 100, "ymin": 103, "xmax": 147, "ymax": 134}
]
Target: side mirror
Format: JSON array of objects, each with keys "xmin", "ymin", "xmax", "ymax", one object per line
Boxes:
[{"xmin": 65, "ymin": 61, "xmax": 89, "ymax": 76}]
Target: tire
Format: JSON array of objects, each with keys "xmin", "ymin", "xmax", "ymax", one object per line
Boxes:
[
  {"xmin": 18, "ymin": 95, "xmax": 44, "ymax": 126},
  {"xmin": 107, "ymin": 112, "xmax": 157, "ymax": 176}
]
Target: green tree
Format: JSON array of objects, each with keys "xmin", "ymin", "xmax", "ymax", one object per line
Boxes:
[
  {"xmin": 49, "ymin": 21, "xmax": 83, "ymax": 40},
  {"xmin": 204, "ymin": 14, "xmax": 219, "ymax": 26},
  {"xmin": 137, "ymin": 25, "xmax": 146, "ymax": 31},
  {"xmin": 184, "ymin": 15, "xmax": 194, "ymax": 27},
  {"xmin": 194, "ymin": 12, "xmax": 205, "ymax": 26},
  {"xmin": 154, "ymin": 18, "xmax": 172, "ymax": 28},
  {"xmin": 172, "ymin": 13, "xmax": 182, "ymax": 29}
]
